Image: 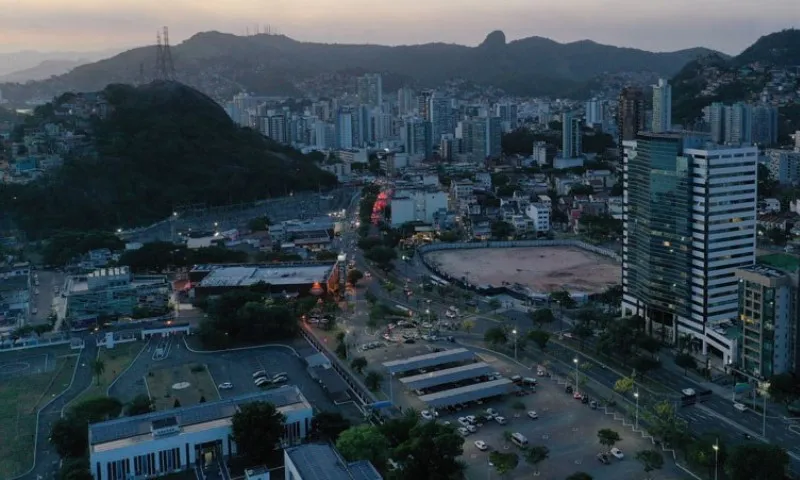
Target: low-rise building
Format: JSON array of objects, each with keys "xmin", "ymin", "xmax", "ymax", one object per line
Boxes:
[
  {"xmin": 89, "ymin": 387, "xmax": 313, "ymax": 480},
  {"xmin": 189, "ymin": 262, "xmax": 340, "ymax": 299},
  {"xmin": 525, "ymin": 203, "xmax": 551, "ymax": 232},
  {"xmin": 65, "ymin": 267, "xmax": 171, "ymax": 324},
  {"xmin": 284, "ymin": 443, "xmax": 382, "ymax": 480}
]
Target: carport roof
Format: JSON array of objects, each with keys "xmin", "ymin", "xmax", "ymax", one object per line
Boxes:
[
  {"xmin": 399, "ymin": 362, "xmax": 493, "ymax": 390},
  {"xmin": 382, "ymin": 348, "xmax": 474, "ymax": 375},
  {"xmin": 418, "ymin": 378, "xmax": 516, "ymax": 408}
]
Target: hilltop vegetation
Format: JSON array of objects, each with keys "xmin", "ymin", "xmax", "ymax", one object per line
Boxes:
[{"xmin": 0, "ymin": 81, "xmax": 336, "ymax": 238}]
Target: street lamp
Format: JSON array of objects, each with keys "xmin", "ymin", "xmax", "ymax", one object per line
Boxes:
[
  {"xmin": 712, "ymin": 439, "xmax": 719, "ymax": 480},
  {"xmin": 634, "ymin": 390, "xmax": 640, "ymax": 431},
  {"xmin": 512, "ymin": 329, "xmax": 518, "ymax": 360},
  {"xmin": 573, "ymin": 357, "xmax": 579, "ymax": 392}
]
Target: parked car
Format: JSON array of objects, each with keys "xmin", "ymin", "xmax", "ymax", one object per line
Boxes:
[
  {"xmin": 597, "ymin": 453, "xmax": 610, "ymax": 464},
  {"xmin": 466, "ymin": 424, "xmax": 477, "ymax": 433},
  {"xmin": 465, "ymin": 415, "xmax": 477, "ymax": 424},
  {"xmin": 272, "ymin": 376, "xmax": 288, "ymax": 384},
  {"xmin": 457, "ymin": 427, "xmax": 470, "ymax": 436},
  {"xmin": 610, "ymin": 448, "xmax": 624, "ymax": 459},
  {"xmin": 485, "ymin": 408, "xmax": 498, "ymax": 418},
  {"xmin": 252, "ymin": 370, "xmax": 267, "ymax": 379},
  {"xmin": 494, "ymin": 416, "xmax": 507, "ymax": 425},
  {"xmin": 218, "ymin": 382, "xmax": 233, "ymax": 390},
  {"xmin": 474, "ymin": 440, "xmax": 488, "ymax": 451},
  {"xmin": 458, "ymin": 417, "xmax": 471, "ymax": 427},
  {"xmin": 421, "ymin": 410, "xmax": 434, "ymax": 420},
  {"xmin": 527, "ymin": 411, "xmax": 538, "ymax": 420}
]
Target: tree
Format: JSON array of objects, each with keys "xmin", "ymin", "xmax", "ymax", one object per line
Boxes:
[
  {"xmin": 528, "ymin": 330, "xmax": 551, "ymax": 350},
  {"xmin": 550, "ymin": 290, "xmax": 576, "ymax": 309},
  {"xmin": 199, "ymin": 396, "xmax": 207, "ymax": 403},
  {"xmin": 613, "ymin": 377, "xmax": 634, "ymax": 397},
  {"xmin": 644, "ymin": 400, "xmax": 689, "ymax": 447},
  {"xmin": 488, "ymin": 298, "xmax": 502, "ymax": 309},
  {"xmin": 393, "ymin": 419, "xmax": 464, "ymax": 478},
  {"xmin": 524, "ymin": 445, "xmax": 550, "ymax": 475},
  {"xmin": 173, "ymin": 398, "xmax": 181, "ymax": 408},
  {"xmin": 312, "ymin": 411, "xmax": 351, "ymax": 441},
  {"xmin": 364, "ymin": 370, "xmax": 383, "ymax": 391},
  {"xmin": 489, "ymin": 451, "xmax": 519, "ymax": 475},
  {"xmin": 484, "ymin": 327, "xmax": 508, "ymax": 347},
  {"xmin": 91, "ymin": 359, "xmax": 106, "ymax": 386},
  {"xmin": 685, "ymin": 434, "xmax": 728, "ymax": 478},
  {"xmin": 364, "ymin": 246, "xmax": 397, "ymax": 270},
  {"xmin": 336, "ymin": 425, "xmax": 390, "ymax": 472},
  {"xmin": 529, "ymin": 308, "xmax": 555, "ymax": 329},
  {"xmin": 674, "ymin": 352, "xmax": 697, "ymax": 375},
  {"xmin": 491, "ymin": 220, "xmax": 515, "ymax": 239},
  {"xmin": 347, "ymin": 269, "xmax": 364, "ymax": 285},
  {"xmin": 125, "ymin": 394, "xmax": 154, "ymax": 416},
  {"xmin": 726, "ymin": 444, "xmax": 789, "ymax": 480},
  {"xmin": 572, "ymin": 321, "xmax": 594, "ymax": 351},
  {"xmin": 247, "ymin": 216, "xmax": 271, "ymax": 231},
  {"xmin": 767, "ymin": 373, "xmax": 800, "ymax": 406},
  {"xmin": 350, "ymin": 356, "xmax": 368, "ymax": 374},
  {"xmin": 597, "ymin": 429, "xmax": 621, "ymax": 451},
  {"xmin": 635, "ymin": 450, "xmax": 664, "ymax": 478},
  {"xmin": 231, "ymin": 401, "xmax": 286, "ymax": 464},
  {"xmin": 50, "ymin": 417, "xmax": 89, "ymax": 458},
  {"xmin": 565, "ymin": 473, "xmax": 593, "ymax": 480},
  {"xmin": 462, "ymin": 319, "xmax": 475, "ymax": 333}
]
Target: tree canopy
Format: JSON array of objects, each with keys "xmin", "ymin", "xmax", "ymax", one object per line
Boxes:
[
  {"xmin": 231, "ymin": 401, "xmax": 286, "ymax": 464},
  {"xmin": 198, "ymin": 291, "xmax": 300, "ymax": 348}
]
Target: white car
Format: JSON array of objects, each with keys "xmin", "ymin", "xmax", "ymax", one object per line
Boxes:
[
  {"xmin": 527, "ymin": 411, "xmax": 538, "ymax": 420},
  {"xmin": 218, "ymin": 382, "xmax": 233, "ymax": 390},
  {"xmin": 272, "ymin": 376, "xmax": 288, "ymax": 384},
  {"xmin": 458, "ymin": 417, "xmax": 471, "ymax": 427},
  {"xmin": 682, "ymin": 388, "xmax": 696, "ymax": 396},
  {"xmin": 474, "ymin": 440, "xmax": 488, "ymax": 451},
  {"xmin": 485, "ymin": 408, "xmax": 498, "ymax": 418},
  {"xmin": 610, "ymin": 448, "xmax": 624, "ymax": 459},
  {"xmin": 420, "ymin": 410, "xmax": 434, "ymax": 420},
  {"xmin": 465, "ymin": 415, "xmax": 477, "ymax": 424},
  {"xmin": 457, "ymin": 427, "xmax": 470, "ymax": 436},
  {"xmin": 494, "ymin": 416, "xmax": 507, "ymax": 425},
  {"xmin": 466, "ymin": 424, "xmax": 477, "ymax": 433}
]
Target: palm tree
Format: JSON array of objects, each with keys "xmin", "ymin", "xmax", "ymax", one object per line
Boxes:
[
  {"xmin": 91, "ymin": 359, "xmax": 106, "ymax": 386},
  {"xmin": 524, "ymin": 445, "xmax": 549, "ymax": 475}
]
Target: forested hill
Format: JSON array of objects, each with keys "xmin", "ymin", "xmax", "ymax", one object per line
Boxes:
[{"xmin": 1, "ymin": 81, "xmax": 336, "ymax": 238}]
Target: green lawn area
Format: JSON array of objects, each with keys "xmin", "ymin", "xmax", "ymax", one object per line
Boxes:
[
  {"xmin": 146, "ymin": 363, "xmax": 219, "ymax": 411},
  {"xmin": 758, "ymin": 253, "xmax": 800, "ymax": 271},
  {"xmin": 0, "ymin": 347, "xmax": 77, "ymax": 478},
  {"xmin": 73, "ymin": 341, "xmax": 144, "ymax": 404}
]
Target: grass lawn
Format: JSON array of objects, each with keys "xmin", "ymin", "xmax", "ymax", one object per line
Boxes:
[
  {"xmin": 0, "ymin": 347, "xmax": 77, "ymax": 478},
  {"xmin": 758, "ymin": 253, "xmax": 800, "ymax": 272},
  {"xmin": 146, "ymin": 363, "xmax": 219, "ymax": 411},
  {"xmin": 74, "ymin": 341, "xmax": 144, "ymax": 404}
]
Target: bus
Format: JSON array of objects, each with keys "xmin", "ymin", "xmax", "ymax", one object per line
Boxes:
[
  {"xmin": 429, "ymin": 275, "xmax": 450, "ymax": 287},
  {"xmin": 395, "ymin": 305, "xmax": 413, "ymax": 317}
]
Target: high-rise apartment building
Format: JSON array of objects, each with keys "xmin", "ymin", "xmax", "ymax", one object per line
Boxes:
[
  {"xmin": 735, "ymin": 265, "xmax": 799, "ymax": 379},
  {"xmin": 617, "ymin": 87, "xmax": 645, "ymax": 158},
  {"xmin": 561, "ymin": 112, "xmax": 582, "ymax": 158},
  {"xmin": 766, "ymin": 149, "xmax": 800, "ymax": 184},
  {"xmin": 725, "ymin": 102, "xmax": 752, "ymax": 145},
  {"xmin": 751, "ymin": 104, "xmax": 779, "ymax": 146},
  {"xmin": 623, "ymin": 133, "xmax": 758, "ymax": 364},
  {"xmin": 585, "ymin": 99, "xmax": 605, "ymax": 126},
  {"xmin": 397, "ymin": 87, "xmax": 415, "ymax": 115},
  {"xmin": 356, "ymin": 74, "xmax": 383, "ymax": 108},
  {"xmin": 430, "ymin": 94, "xmax": 455, "ymax": 147},
  {"xmin": 706, "ymin": 102, "xmax": 726, "ymax": 144},
  {"xmin": 494, "ymin": 103, "xmax": 519, "ymax": 131},
  {"xmin": 403, "ymin": 118, "xmax": 432, "ymax": 159},
  {"xmin": 334, "ymin": 108, "xmax": 355, "ymax": 149},
  {"xmin": 651, "ymin": 79, "xmax": 672, "ymax": 133},
  {"xmin": 417, "ymin": 90, "xmax": 434, "ymax": 121}
]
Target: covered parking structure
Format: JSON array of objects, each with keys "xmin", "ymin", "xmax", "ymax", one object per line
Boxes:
[
  {"xmin": 418, "ymin": 378, "xmax": 516, "ymax": 408},
  {"xmin": 400, "ymin": 362, "xmax": 494, "ymax": 391},
  {"xmin": 382, "ymin": 348, "xmax": 475, "ymax": 376}
]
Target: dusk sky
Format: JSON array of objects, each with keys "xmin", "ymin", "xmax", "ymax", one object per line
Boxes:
[{"xmin": 1, "ymin": 0, "xmax": 798, "ymax": 54}]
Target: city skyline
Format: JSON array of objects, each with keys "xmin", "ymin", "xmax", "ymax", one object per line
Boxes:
[{"xmin": 0, "ymin": 0, "xmax": 798, "ymax": 55}]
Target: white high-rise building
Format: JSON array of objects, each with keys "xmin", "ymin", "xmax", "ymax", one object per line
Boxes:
[
  {"xmin": 430, "ymin": 94, "xmax": 454, "ymax": 146},
  {"xmin": 584, "ymin": 99, "xmax": 604, "ymax": 126},
  {"xmin": 651, "ymin": 79, "xmax": 672, "ymax": 133},
  {"xmin": 561, "ymin": 112, "xmax": 582, "ymax": 158},
  {"xmin": 356, "ymin": 73, "xmax": 383, "ymax": 108},
  {"xmin": 622, "ymin": 133, "xmax": 757, "ymax": 364}
]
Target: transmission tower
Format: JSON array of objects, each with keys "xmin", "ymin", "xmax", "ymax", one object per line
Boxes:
[{"xmin": 154, "ymin": 26, "xmax": 176, "ymax": 81}]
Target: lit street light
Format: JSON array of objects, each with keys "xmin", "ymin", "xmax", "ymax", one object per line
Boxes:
[
  {"xmin": 634, "ymin": 390, "xmax": 639, "ymax": 431},
  {"xmin": 713, "ymin": 439, "xmax": 719, "ymax": 480},
  {"xmin": 512, "ymin": 329, "xmax": 518, "ymax": 360},
  {"xmin": 573, "ymin": 357, "xmax": 579, "ymax": 393}
]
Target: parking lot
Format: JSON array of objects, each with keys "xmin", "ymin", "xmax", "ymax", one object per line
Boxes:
[{"xmin": 356, "ymin": 340, "xmax": 686, "ymax": 479}]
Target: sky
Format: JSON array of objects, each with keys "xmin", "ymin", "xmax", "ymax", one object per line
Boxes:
[{"xmin": 0, "ymin": 0, "xmax": 799, "ymax": 55}]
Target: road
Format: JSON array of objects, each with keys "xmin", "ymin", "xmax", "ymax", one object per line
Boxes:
[{"xmin": 22, "ymin": 335, "xmax": 97, "ymax": 480}]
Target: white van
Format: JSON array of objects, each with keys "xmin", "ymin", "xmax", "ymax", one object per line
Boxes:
[
  {"xmin": 733, "ymin": 402, "xmax": 747, "ymax": 413},
  {"xmin": 511, "ymin": 432, "xmax": 528, "ymax": 447}
]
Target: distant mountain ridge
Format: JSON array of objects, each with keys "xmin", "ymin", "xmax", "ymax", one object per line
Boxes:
[
  {"xmin": 0, "ymin": 30, "xmax": 720, "ymax": 101},
  {"xmin": 0, "ymin": 48, "xmax": 122, "ymax": 76},
  {"xmin": 0, "ymin": 59, "xmax": 89, "ymax": 83}
]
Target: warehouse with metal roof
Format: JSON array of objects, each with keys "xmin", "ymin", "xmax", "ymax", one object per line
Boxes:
[
  {"xmin": 418, "ymin": 378, "xmax": 516, "ymax": 408},
  {"xmin": 399, "ymin": 362, "xmax": 493, "ymax": 391},
  {"xmin": 382, "ymin": 348, "xmax": 475, "ymax": 375}
]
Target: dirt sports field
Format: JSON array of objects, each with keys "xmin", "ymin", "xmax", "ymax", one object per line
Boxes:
[{"xmin": 426, "ymin": 246, "xmax": 620, "ymax": 293}]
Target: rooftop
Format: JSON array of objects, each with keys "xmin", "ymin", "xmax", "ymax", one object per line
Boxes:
[
  {"xmin": 758, "ymin": 253, "xmax": 800, "ymax": 273},
  {"xmin": 89, "ymin": 387, "xmax": 310, "ymax": 448},
  {"xmin": 739, "ymin": 264, "xmax": 789, "ymax": 279},
  {"xmin": 193, "ymin": 263, "xmax": 336, "ymax": 288},
  {"xmin": 382, "ymin": 348, "xmax": 475, "ymax": 375},
  {"xmin": 284, "ymin": 443, "xmax": 382, "ymax": 480}
]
